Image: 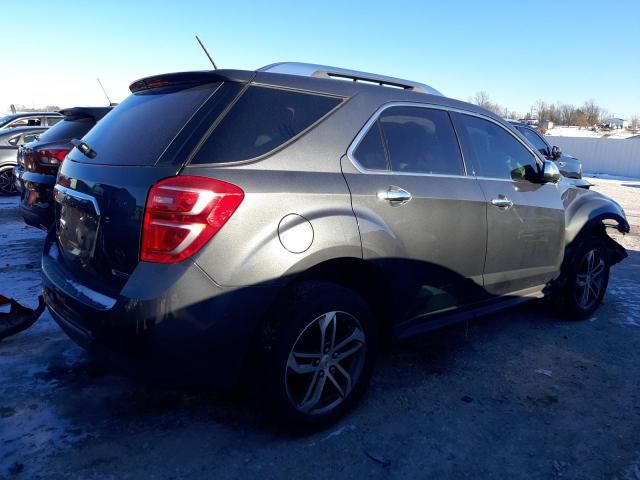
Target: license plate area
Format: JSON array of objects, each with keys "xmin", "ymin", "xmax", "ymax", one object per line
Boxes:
[{"xmin": 54, "ymin": 185, "xmax": 101, "ymax": 262}]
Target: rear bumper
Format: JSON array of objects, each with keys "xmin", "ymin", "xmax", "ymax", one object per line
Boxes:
[{"xmin": 42, "ymin": 233, "xmax": 280, "ymax": 388}]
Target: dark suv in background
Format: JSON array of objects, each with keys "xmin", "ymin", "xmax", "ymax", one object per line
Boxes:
[
  {"xmin": 508, "ymin": 120, "xmax": 590, "ymax": 188},
  {"xmin": 43, "ymin": 62, "xmax": 628, "ymax": 428},
  {"xmin": 14, "ymin": 107, "xmax": 112, "ymax": 229}
]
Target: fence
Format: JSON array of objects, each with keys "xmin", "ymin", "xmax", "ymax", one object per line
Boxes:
[{"xmin": 548, "ymin": 136, "xmax": 640, "ymax": 178}]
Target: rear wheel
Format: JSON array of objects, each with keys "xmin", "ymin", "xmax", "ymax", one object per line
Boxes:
[
  {"xmin": 261, "ymin": 281, "xmax": 377, "ymax": 429},
  {"xmin": 556, "ymin": 235, "xmax": 611, "ymax": 319},
  {"xmin": 0, "ymin": 166, "xmax": 17, "ymax": 195}
]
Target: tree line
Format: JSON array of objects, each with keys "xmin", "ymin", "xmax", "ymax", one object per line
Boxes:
[{"xmin": 469, "ymin": 91, "xmax": 638, "ymax": 131}]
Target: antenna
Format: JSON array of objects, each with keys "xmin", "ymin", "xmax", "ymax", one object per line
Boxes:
[
  {"xmin": 195, "ymin": 35, "xmax": 217, "ymax": 70},
  {"xmin": 97, "ymin": 78, "xmax": 113, "ymax": 105}
]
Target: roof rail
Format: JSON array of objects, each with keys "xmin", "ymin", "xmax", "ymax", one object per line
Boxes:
[{"xmin": 258, "ymin": 62, "xmax": 443, "ymax": 96}]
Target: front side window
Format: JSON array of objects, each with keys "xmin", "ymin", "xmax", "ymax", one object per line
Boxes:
[
  {"xmin": 192, "ymin": 86, "xmax": 343, "ymax": 164},
  {"xmin": 456, "ymin": 114, "xmax": 539, "ymax": 181},
  {"xmin": 517, "ymin": 126, "xmax": 549, "ymax": 156},
  {"xmin": 378, "ymin": 106, "xmax": 464, "ymax": 175}
]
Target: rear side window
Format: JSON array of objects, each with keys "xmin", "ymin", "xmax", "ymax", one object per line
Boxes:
[
  {"xmin": 353, "ymin": 122, "xmax": 387, "ymax": 170},
  {"xmin": 37, "ymin": 117, "xmax": 94, "ymax": 143},
  {"xmin": 191, "ymin": 86, "xmax": 342, "ymax": 164},
  {"xmin": 455, "ymin": 114, "xmax": 539, "ymax": 181},
  {"xmin": 22, "ymin": 132, "xmax": 43, "ymax": 144},
  {"xmin": 47, "ymin": 116, "xmax": 63, "ymax": 126},
  {"xmin": 70, "ymin": 84, "xmax": 218, "ymax": 165},
  {"xmin": 379, "ymin": 106, "xmax": 464, "ymax": 175}
]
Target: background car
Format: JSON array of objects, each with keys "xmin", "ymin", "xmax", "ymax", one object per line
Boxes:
[
  {"xmin": 14, "ymin": 106, "xmax": 113, "ymax": 229},
  {"xmin": 0, "ymin": 112, "xmax": 63, "ymax": 130},
  {"xmin": 0, "ymin": 126, "xmax": 47, "ymax": 195},
  {"xmin": 508, "ymin": 120, "xmax": 590, "ymax": 188}
]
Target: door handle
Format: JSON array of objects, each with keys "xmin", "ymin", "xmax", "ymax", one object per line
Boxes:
[
  {"xmin": 491, "ymin": 196, "xmax": 513, "ymax": 209},
  {"xmin": 378, "ymin": 187, "xmax": 412, "ymax": 204}
]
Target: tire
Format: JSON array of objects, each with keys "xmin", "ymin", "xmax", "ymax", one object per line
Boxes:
[
  {"xmin": 556, "ymin": 235, "xmax": 611, "ymax": 320},
  {"xmin": 0, "ymin": 165, "xmax": 17, "ymax": 195},
  {"xmin": 260, "ymin": 281, "xmax": 378, "ymax": 430}
]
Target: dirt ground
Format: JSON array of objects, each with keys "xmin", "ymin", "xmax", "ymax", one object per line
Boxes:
[{"xmin": 1, "ymin": 177, "xmax": 639, "ymax": 480}]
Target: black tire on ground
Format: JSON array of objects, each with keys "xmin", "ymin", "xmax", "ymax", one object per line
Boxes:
[
  {"xmin": 555, "ymin": 235, "xmax": 611, "ymax": 320},
  {"xmin": 0, "ymin": 165, "xmax": 17, "ymax": 195},
  {"xmin": 260, "ymin": 280, "xmax": 378, "ymax": 430}
]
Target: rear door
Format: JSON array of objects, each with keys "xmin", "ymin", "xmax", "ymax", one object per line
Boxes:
[
  {"xmin": 342, "ymin": 104, "xmax": 487, "ymax": 325},
  {"xmin": 452, "ymin": 112, "xmax": 565, "ymax": 295}
]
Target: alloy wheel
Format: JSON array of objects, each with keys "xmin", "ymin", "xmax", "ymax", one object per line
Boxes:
[
  {"xmin": 285, "ymin": 311, "xmax": 367, "ymax": 415},
  {"xmin": 0, "ymin": 168, "xmax": 17, "ymax": 195},
  {"xmin": 574, "ymin": 249, "xmax": 606, "ymax": 310}
]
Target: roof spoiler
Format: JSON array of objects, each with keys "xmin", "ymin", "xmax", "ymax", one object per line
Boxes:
[
  {"xmin": 129, "ymin": 70, "xmax": 254, "ymax": 93},
  {"xmin": 58, "ymin": 106, "xmax": 114, "ymax": 121}
]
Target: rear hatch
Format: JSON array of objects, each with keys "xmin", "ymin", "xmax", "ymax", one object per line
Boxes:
[{"xmin": 51, "ymin": 72, "xmax": 250, "ymax": 295}]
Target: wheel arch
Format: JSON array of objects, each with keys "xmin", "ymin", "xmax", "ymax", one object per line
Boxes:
[{"xmin": 272, "ymin": 256, "xmax": 393, "ymax": 349}]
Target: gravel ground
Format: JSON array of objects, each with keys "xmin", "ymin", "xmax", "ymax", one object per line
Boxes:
[{"xmin": 1, "ymin": 178, "xmax": 639, "ymax": 480}]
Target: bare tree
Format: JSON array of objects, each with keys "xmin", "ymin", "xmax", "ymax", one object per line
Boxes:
[
  {"xmin": 473, "ymin": 91, "xmax": 492, "ymax": 109},
  {"xmin": 630, "ymin": 116, "xmax": 640, "ymax": 135},
  {"xmin": 581, "ymin": 99, "xmax": 601, "ymax": 126}
]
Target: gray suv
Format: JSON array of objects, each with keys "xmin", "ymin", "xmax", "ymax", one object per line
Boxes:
[{"xmin": 43, "ymin": 63, "xmax": 629, "ymax": 428}]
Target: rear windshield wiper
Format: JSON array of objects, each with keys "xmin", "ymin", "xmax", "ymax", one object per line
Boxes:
[{"xmin": 71, "ymin": 138, "xmax": 97, "ymax": 159}]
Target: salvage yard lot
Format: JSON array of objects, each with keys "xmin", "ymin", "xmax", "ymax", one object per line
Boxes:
[{"xmin": 1, "ymin": 178, "xmax": 639, "ymax": 480}]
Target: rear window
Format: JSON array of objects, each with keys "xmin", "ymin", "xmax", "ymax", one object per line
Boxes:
[
  {"xmin": 37, "ymin": 117, "xmax": 94, "ymax": 143},
  {"xmin": 191, "ymin": 86, "xmax": 342, "ymax": 164},
  {"xmin": 70, "ymin": 84, "xmax": 218, "ymax": 165}
]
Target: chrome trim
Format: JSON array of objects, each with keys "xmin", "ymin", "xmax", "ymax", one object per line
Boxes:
[
  {"xmin": 491, "ymin": 197, "xmax": 514, "ymax": 209},
  {"xmin": 258, "ymin": 62, "xmax": 443, "ymax": 96},
  {"xmin": 378, "ymin": 186, "xmax": 412, "ymax": 205},
  {"xmin": 346, "ymin": 101, "xmax": 544, "ymax": 180},
  {"xmin": 53, "ymin": 185, "xmax": 101, "ymax": 215}
]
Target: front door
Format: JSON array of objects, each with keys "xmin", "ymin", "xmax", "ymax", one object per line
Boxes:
[
  {"xmin": 452, "ymin": 112, "xmax": 565, "ymax": 296},
  {"xmin": 342, "ymin": 105, "xmax": 488, "ymax": 324}
]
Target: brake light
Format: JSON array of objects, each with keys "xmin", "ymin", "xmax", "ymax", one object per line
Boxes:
[
  {"xmin": 141, "ymin": 176, "xmax": 244, "ymax": 263},
  {"xmin": 37, "ymin": 148, "xmax": 71, "ymax": 166}
]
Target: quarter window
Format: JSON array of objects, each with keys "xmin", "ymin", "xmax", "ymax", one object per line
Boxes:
[
  {"xmin": 456, "ymin": 114, "xmax": 539, "ymax": 181},
  {"xmin": 353, "ymin": 122, "xmax": 387, "ymax": 170},
  {"xmin": 378, "ymin": 106, "xmax": 464, "ymax": 175},
  {"xmin": 192, "ymin": 86, "xmax": 342, "ymax": 164}
]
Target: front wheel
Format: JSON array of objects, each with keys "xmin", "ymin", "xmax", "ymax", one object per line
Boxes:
[
  {"xmin": 556, "ymin": 235, "xmax": 611, "ymax": 319},
  {"xmin": 0, "ymin": 166, "xmax": 17, "ymax": 195},
  {"xmin": 261, "ymin": 281, "xmax": 378, "ymax": 430}
]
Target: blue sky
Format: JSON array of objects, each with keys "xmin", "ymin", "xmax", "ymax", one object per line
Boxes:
[{"xmin": 2, "ymin": 0, "xmax": 639, "ymax": 117}]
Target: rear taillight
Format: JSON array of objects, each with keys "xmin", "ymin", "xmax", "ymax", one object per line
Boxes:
[
  {"xmin": 37, "ymin": 149, "xmax": 71, "ymax": 166},
  {"xmin": 141, "ymin": 176, "xmax": 244, "ymax": 263}
]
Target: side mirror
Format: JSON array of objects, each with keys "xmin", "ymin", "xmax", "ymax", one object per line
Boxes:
[
  {"xmin": 551, "ymin": 145, "xmax": 562, "ymax": 159},
  {"xmin": 542, "ymin": 160, "xmax": 561, "ymax": 183}
]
